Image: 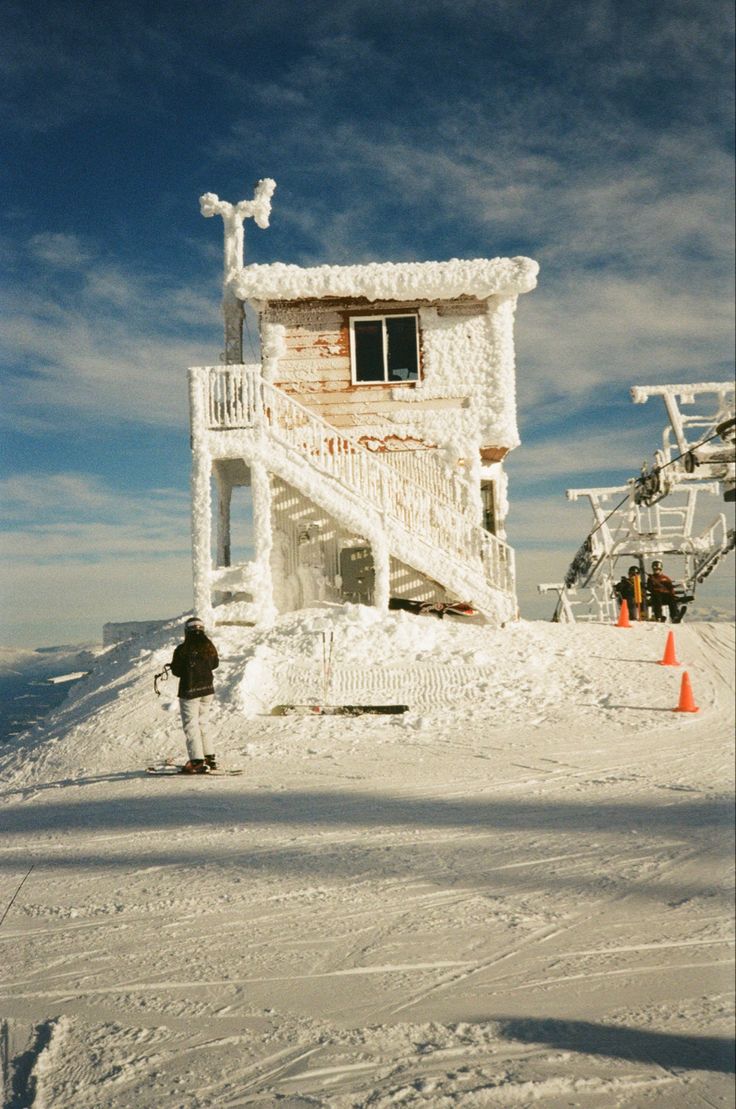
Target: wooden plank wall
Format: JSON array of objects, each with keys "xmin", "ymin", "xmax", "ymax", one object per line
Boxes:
[{"xmin": 263, "ymin": 298, "xmax": 467, "ymax": 444}]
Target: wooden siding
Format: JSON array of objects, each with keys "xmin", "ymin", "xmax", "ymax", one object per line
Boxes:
[{"xmin": 265, "ymin": 300, "xmax": 467, "ymax": 441}]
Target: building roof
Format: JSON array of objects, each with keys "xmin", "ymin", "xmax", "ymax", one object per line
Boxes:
[{"xmin": 231, "ymin": 255, "xmax": 539, "ymax": 304}]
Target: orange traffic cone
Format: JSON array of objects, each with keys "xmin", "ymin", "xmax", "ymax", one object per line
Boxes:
[
  {"xmin": 674, "ymin": 671, "xmax": 699, "ymax": 713},
  {"xmin": 659, "ymin": 631, "xmax": 680, "ymax": 666},
  {"xmin": 616, "ymin": 600, "xmax": 631, "ymax": 628}
]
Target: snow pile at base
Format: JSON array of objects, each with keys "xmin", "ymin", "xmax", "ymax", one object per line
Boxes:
[
  {"xmin": 2, "ymin": 605, "xmax": 733, "ymax": 790},
  {"xmin": 235, "ymin": 255, "xmax": 539, "ymax": 304}
]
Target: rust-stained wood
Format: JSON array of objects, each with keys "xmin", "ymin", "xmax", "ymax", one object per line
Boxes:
[
  {"xmin": 358, "ymin": 434, "xmax": 436, "ymax": 453},
  {"xmin": 480, "ymin": 446, "xmax": 509, "ymax": 462},
  {"xmin": 277, "ymin": 369, "xmax": 350, "ymax": 388}
]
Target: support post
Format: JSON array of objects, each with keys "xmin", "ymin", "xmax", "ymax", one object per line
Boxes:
[
  {"xmin": 188, "ymin": 366, "xmax": 213, "ymax": 623},
  {"xmin": 250, "ymin": 461, "xmax": 277, "ymax": 625},
  {"xmin": 371, "ymin": 528, "xmax": 390, "ymax": 611},
  {"xmin": 223, "ymin": 289, "xmax": 244, "ymax": 365},
  {"xmin": 191, "ymin": 447, "xmax": 213, "ymax": 626},
  {"xmin": 215, "ymin": 469, "xmax": 233, "ymax": 568}
]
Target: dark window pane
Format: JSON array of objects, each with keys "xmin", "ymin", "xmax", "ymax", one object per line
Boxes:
[
  {"xmin": 353, "ymin": 320, "xmax": 385, "ymax": 381},
  {"xmin": 386, "ymin": 316, "xmax": 418, "ymax": 381},
  {"xmin": 481, "ymin": 481, "xmax": 496, "ymax": 534}
]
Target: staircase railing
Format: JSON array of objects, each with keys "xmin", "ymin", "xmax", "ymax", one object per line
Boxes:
[
  {"xmin": 205, "ymin": 366, "xmax": 472, "ymax": 509},
  {"xmin": 196, "ymin": 365, "xmax": 514, "ymax": 597}
]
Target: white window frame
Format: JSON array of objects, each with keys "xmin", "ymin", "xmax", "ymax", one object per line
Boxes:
[{"xmin": 348, "ymin": 313, "xmax": 420, "ymax": 386}]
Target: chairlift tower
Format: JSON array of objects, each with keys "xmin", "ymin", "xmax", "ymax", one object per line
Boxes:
[{"xmin": 539, "ymin": 383, "xmax": 735, "ymax": 622}]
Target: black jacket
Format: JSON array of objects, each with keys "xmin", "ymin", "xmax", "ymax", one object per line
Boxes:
[
  {"xmin": 614, "ymin": 576, "xmax": 636, "ymax": 603},
  {"xmin": 170, "ymin": 632, "xmax": 219, "ymax": 699}
]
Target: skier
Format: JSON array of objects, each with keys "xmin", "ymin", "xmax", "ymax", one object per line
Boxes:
[
  {"xmin": 646, "ymin": 560, "xmax": 682, "ymax": 623},
  {"xmin": 614, "ymin": 566, "xmax": 642, "ymax": 621},
  {"xmin": 170, "ymin": 617, "xmax": 219, "ymax": 773}
]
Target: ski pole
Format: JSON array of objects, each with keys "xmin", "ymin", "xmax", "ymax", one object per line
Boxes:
[
  {"xmin": 322, "ymin": 630, "xmax": 334, "ymax": 704},
  {"xmin": 0, "ymin": 864, "xmax": 34, "ymax": 930},
  {"xmin": 154, "ymin": 664, "xmax": 171, "ymax": 696}
]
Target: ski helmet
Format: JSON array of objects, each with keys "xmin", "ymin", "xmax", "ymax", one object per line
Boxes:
[
  {"xmin": 628, "ymin": 566, "xmax": 639, "ymax": 575},
  {"xmin": 651, "ymin": 560, "xmax": 663, "ymax": 572},
  {"xmin": 185, "ymin": 616, "xmax": 205, "ymax": 631}
]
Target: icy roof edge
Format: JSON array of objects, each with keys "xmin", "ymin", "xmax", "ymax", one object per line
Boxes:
[{"xmin": 230, "ymin": 255, "xmax": 539, "ymax": 303}]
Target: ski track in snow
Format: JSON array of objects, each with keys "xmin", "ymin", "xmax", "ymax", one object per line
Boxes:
[{"xmin": 0, "ymin": 612, "xmax": 733, "ymax": 1107}]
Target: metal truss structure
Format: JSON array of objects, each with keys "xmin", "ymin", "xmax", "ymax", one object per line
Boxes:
[{"xmin": 539, "ymin": 383, "xmax": 735, "ymax": 623}]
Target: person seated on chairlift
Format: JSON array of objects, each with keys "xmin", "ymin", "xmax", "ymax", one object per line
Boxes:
[
  {"xmin": 646, "ymin": 560, "xmax": 683, "ymax": 624},
  {"xmin": 614, "ymin": 566, "xmax": 643, "ymax": 621}
]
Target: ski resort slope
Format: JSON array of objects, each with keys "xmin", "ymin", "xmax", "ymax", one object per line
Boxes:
[{"xmin": 0, "ymin": 609, "xmax": 734, "ymax": 1108}]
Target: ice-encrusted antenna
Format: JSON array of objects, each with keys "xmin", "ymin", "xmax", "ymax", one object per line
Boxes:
[
  {"xmin": 199, "ymin": 178, "xmax": 276, "ymax": 363},
  {"xmin": 200, "ymin": 178, "xmax": 276, "ymax": 277}
]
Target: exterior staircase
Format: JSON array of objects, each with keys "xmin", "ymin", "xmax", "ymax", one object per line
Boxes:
[{"xmin": 189, "ymin": 365, "xmax": 516, "ymax": 624}]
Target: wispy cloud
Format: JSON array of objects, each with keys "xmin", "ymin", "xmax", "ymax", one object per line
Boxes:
[
  {"xmin": 0, "ymin": 556, "xmax": 194, "ymax": 647},
  {"xmin": 516, "ymin": 269, "xmax": 734, "ymax": 416},
  {"xmin": 0, "ymin": 472, "xmax": 129, "ymax": 516},
  {"xmin": 1, "ymin": 237, "xmax": 222, "ymax": 432},
  {"xmin": 6, "ymin": 2, "xmax": 732, "ymax": 434},
  {"xmin": 0, "ymin": 522, "xmax": 190, "ymax": 562},
  {"xmin": 0, "ymin": 468, "xmax": 249, "ymax": 645},
  {"xmin": 209, "ymin": 7, "xmax": 733, "ymax": 424},
  {"xmin": 29, "ymin": 232, "xmax": 91, "ymax": 268},
  {"xmin": 507, "ymin": 495, "xmax": 590, "ymax": 551},
  {"xmin": 1, "ymin": 1, "xmax": 185, "ymax": 132},
  {"xmin": 506, "ymin": 425, "xmax": 656, "ymax": 486},
  {"xmin": 0, "ymin": 472, "xmax": 192, "ymax": 563}
]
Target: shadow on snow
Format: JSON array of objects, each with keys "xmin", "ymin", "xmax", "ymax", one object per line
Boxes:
[
  {"xmin": 496, "ymin": 1015, "xmax": 735, "ymax": 1074},
  {"xmin": 0, "ymin": 788, "xmax": 731, "ymax": 903},
  {"xmin": 0, "ymin": 787, "xmax": 731, "ymax": 838}
]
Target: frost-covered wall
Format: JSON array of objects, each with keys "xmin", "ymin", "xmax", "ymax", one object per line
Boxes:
[
  {"xmin": 258, "ymin": 296, "xmax": 521, "ymax": 465},
  {"xmin": 408, "ymin": 297, "xmax": 521, "ymax": 460},
  {"xmin": 268, "ymin": 476, "xmax": 449, "ymax": 613},
  {"xmin": 243, "ymin": 254, "xmax": 537, "ymax": 465},
  {"xmin": 270, "ymin": 477, "xmax": 344, "ymax": 611}
]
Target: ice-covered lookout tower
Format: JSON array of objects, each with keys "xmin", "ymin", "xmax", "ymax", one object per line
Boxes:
[{"xmin": 188, "ymin": 179, "xmax": 538, "ymax": 627}]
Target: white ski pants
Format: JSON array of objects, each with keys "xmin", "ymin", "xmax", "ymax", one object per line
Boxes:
[{"xmin": 179, "ymin": 695, "xmax": 214, "ymax": 760}]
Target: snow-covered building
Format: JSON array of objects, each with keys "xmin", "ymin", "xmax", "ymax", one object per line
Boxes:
[{"xmin": 189, "ymin": 180, "xmax": 538, "ymax": 627}]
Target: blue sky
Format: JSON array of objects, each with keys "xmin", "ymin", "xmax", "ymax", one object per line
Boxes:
[{"xmin": 1, "ymin": 0, "xmax": 734, "ymax": 645}]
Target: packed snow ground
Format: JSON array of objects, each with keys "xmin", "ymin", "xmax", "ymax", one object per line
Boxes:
[{"xmin": 0, "ymin": 606, "xmax": 734, "ymax": 1107}]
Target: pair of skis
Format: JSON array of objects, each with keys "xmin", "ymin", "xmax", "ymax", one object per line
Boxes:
[
  {"xmin": 270, "ymin": 703, "xmax": 408, "ymax": 716},
  {"xmin": 270, "ymin": 629, "xmax": 408, "ymax": 715},
  {"xmin": 388, "ymin": 597, "xmax": 476, "ymax": 618},
  {"xmin": 146, "ymin": 761, "xmax": 243, "ymax": 776}
]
